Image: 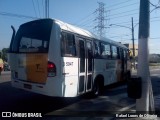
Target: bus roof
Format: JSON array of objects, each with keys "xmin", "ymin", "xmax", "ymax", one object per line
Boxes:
[
  {"xmin": 20, "ymin": 18, "xmax": 128, "ymax": 49},
  {"xmin": 54, "ymin": 19, "xmax": 128, "ymax": 49}
]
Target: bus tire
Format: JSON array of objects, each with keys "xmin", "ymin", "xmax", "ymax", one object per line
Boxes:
[
  {"xmin": 92, "ymin": 76, "xmax": 104, "ymax": 97},
  {"xmin": 93, "ymin": 82, "xmax": 100, "ymax": 97}
]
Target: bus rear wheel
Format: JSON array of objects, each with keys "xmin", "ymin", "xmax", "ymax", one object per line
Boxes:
[{"xmin": 92, "ymin": 81, "xmax": 103, "ymax": 97}]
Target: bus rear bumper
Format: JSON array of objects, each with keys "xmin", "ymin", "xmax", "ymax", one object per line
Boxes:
[{"xmin": 11, "ymin": 79, "xmax": 63, "ymax": 97}]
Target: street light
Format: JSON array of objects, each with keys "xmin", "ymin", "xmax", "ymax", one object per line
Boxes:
[
  {"xmin": 109, "ymin": 24, "xmax": 132, "ymax": 30},
  {"xmin": 109, "ymin": 17, "xmax": 136, "ymax": 69}
]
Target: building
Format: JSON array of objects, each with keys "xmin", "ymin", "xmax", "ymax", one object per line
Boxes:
[{"xmin": 124, "ymin": 43, "xmax": 138, "ymax": 57}]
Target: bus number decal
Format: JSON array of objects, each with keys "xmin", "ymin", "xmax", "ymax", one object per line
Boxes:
[{"xmin": 65, "ymin": 62, "xmax": 73, "ymax": 66}]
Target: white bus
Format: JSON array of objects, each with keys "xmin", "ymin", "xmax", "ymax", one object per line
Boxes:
[{"xmin": 8, "ymin": 19, "xmax": 131, "ymax": 97}]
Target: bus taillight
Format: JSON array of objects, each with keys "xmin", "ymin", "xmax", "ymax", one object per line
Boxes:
[{"xmin": 48, "ymin": 61, "xmax": 56, "ymax": 77}]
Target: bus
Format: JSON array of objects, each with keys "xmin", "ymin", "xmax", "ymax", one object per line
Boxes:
[{"xmin": 8, "ymin": 19, "xmax": 131, "ymax": 97}]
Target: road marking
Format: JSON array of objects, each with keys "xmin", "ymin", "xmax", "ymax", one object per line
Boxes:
[
  {"xmin": 150, "ymin": 69, "xmax": 160, "ymax": 71},
  {"xmin": 118, "ymin": 104, "xmax": 135, "ymax": 112},
  {"xmin": 151, "ymin": 74, "xmax": 160, "ymax": 76}
]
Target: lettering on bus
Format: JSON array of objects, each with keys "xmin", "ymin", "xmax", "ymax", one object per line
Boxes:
[
  {"xmin": 36, "ymin": 64, "xmax": 44, "ymax": 72},
  {"xmin": 106, "ymin": 61, "xmax": 116, "ymax": 69},
  {"xmin": 65, "ymin": 62, "xmax": 73, "ymax": 66}
]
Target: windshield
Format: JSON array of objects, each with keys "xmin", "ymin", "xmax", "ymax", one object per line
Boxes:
[{"xmin": 10, "ymin": 19, "xmax": 53, "ymax": 53}]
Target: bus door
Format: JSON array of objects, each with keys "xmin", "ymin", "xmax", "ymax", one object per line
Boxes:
[
  {"xmin": 120, "ymin": 49, "xmax": 124, "ymax": 75},
  {"xmin": 120, "ymin": 48, "xmax": 127, "ymax": 80},
  {"xmin": 123, "ymin": 50, "xmax": 128, "ymax": 73},
  {"xmin": 78, "ymin": 39, "xmax": 93, "ymax": 94},
  {"xmin": 86, "ymin": 40, "xmax": 93, "ymax": 92}
]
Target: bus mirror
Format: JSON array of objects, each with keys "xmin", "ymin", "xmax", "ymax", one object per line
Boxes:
[
  {"xmin": 9, "ymin": 25, "xmax": 16, "ymax": 52},
  {"xmin": 127, "ymin": 76, "xmax": 142, "ymax": 99}
]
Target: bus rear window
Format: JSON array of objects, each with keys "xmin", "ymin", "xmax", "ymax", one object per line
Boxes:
[
  {"xmin": 19, "ymin": 37, "xmax": 48, "ymax": 53},
  {"xmin": 10, "ymin": 19, "xmax": 53, "ymax": 53}
]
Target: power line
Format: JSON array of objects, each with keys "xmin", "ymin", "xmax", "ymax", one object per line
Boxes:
[
  {"xmin": 76, "ymin": 0, "xmax": 138, "ymax": 25},
  {"xmin": 0, "ymin": 11, "xmax": 38, "ymax": 19},
  {"xmin": 108, "ymin": 2, "xmax": 138, "ymax": 11},
  {"xmin": 74, "ymin": 12, "xmax": 94, "ymax": 25},
  {"xmin": 36, "ymin": 0, "xmax": 41, "ymax": 18},
  {"xmin": 110, "ymin": 16, "xmax": 160, "ymax": 28},
  {"xmin": 110, "ymin": 20, "xmax": 132, "ymax": 25},
  {"xmin": 77, "ymin": 1, "xmax": 160, "ymax": 38},
  {"xmin": 78, "ymin": 18, "xmax": 95, "ymax": 27},
  {"xmin": 109, "ymin": 12, "xmax": 138, "ymax": 20},
  {"xmin": 109, "ymin": 9, "xmax": 138, "ymax": 17},
  {"xmin": 149, "ymin": 1, "xmax": 160, "ymax": 8},
  {"xmin": 107, "ymin": 0, "xmax": 131, "ymax": 8},
  {"xmin": 41, "ymin": 0, "xmax": 45, "ymax": 18},
  {"xmin": 32, "ymin": 0, "xmax": 37, "ymax": 17},
  {"xmin": 76, "ymin": 1, "xmax": 140, "ymax": 34},
  {"xmin": 150, "ymin": 37, "xmax": 160, "ymax": 39},
  {"xmin": 110, "ymin": 15, "xmax": 160, "ymax": 26},
  {"xmin": 45, "ymin": 0, "xmax": 49, "ymax": 18}
]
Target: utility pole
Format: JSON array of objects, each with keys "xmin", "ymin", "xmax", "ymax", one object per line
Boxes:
[
  {"xmin": 45, "ymin": 0, "xmax": 49, "ymax": 18},
  {"xmin": 131, "ymin": 17, "xmax": 135, "ymax": 58},
  {"xmin": 110, "ymin": 18, "xmax": 136, "ymax": 63},
  {"xmin": 136, "ymin": 0, "xmax": 155, "ymax": 113},
  {"xmin": 94, "ymin": 2, "xmax": 106, "ymax": 38},
  {"xmin": 131, "ymin": 17, "xmax": 136, "ymax": 69}
]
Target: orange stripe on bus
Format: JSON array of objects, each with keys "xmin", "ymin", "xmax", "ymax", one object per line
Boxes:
[{"xmin": 26, "ymin": 54, "xmax": 48, "ymax": 84}]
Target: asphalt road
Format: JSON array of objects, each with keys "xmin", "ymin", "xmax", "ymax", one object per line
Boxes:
[
  {"xmin": 0, "ymin": 71, "xmax": 80, "ymax": 113},
  {"xmin": 150, "ymin": 69, "xmax": 160, "ymax": 115},
  {"xmin": 0, "ymin": 69, "xmax": 159, "ymax": 119}
]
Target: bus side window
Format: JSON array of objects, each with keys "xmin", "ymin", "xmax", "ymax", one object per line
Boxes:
[
  {"xmin": 119, "ymin": 48, "xmax": 124, "ymax": 60},
  {"xmin": 111, "ymin": 46, "xmax": 118, "ymax": 59},
  {"xmin": 101, "ymin": 42, "xmax": 111, "ymax": 59},
  {"xmin": 94, "ymin": 41, "xmax": 101, "ymax": 58},
  {"xmin": 117, "ymin": 47, "xmax": 120, "ymax": 59},
  {"xmin": 78, "ymin": 39, "xmax": 85, "ymax": 72},
  {"xmin": 61, "ymin": 32, "xmax": 76, "ymax": 57}
]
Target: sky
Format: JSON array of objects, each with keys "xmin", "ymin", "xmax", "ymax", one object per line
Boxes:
[{"xmin": 0, "ymin": 0, "xmax": 160, "ymax": 54}]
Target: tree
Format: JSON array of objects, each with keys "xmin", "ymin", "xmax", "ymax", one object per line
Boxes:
[
  {"xmin": 0, "ymin": 51, "xmax": 2, "ymax": 58},
  {"xmin": 1, "ymin": 48, "xmax": 9, "ymax": 62}
]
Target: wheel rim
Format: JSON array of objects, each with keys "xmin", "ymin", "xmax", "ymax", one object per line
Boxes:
[{"xmin": 94, "ymin": 83, "xmax": 99, "ymax": 95}]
